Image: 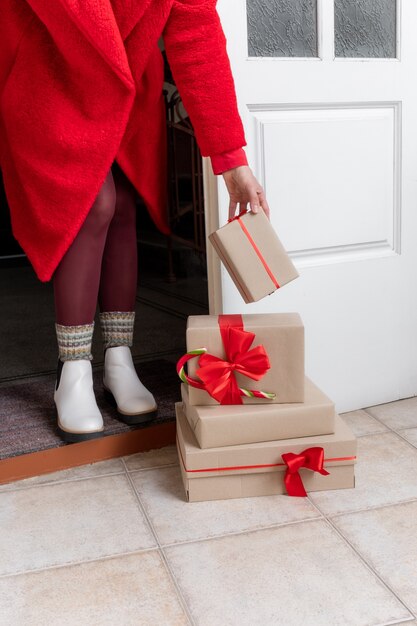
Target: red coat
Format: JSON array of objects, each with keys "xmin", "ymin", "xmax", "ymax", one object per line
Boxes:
[{"xmin": 0, "ymin": 0, "xmax": 247, "ymax": 282}]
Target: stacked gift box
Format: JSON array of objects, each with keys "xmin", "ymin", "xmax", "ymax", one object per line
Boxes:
[{"xmin": 175, "ymin": 312, "xmax": 357, "ymax": 502}]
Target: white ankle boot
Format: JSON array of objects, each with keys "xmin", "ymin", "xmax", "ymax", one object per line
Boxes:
[
  {"xmin": 54, "ymin": 359, "xmax": 104, "ymax": 442},
  {"xmin": 103, "ymin": 346, "xmax": 157, "ymax": 424}
]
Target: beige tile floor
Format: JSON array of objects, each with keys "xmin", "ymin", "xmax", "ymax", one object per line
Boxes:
[{"xmin": 1, "ymin": 399, "xmax": 417, "ymax": 625}]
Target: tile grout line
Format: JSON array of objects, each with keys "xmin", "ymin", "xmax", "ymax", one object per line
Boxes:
[
  {"xmin": 0, "ymin": 469, "xmax": 127, "ymax": 493},
  {"xmin": 362, "ymin": 408, "xmax": 417, "ymax": 452},
  {"xmin": 376, "ymin": 617, "xmax": 413, "ymax": 626},
  {"xmin": 120, "ymin": 458, "xmax": 196, "ymax": 626},
  {"xmin": 307, "ymin": 498, "xmax": 415, "ymax": 620},
  {"xmin": 0, "ymin": 460, "xmax": 180, "ymax": 493},
  {"xmin": 0, "ymin": 546, "xmax": 160, "ymax": 580},
  {"xmin": 153, "ymin": 550, "xmax": 195, "ymax": 626},
  {"xmin": 389, "ymin": 428, "xmax": 417, "ymax": 451},
  {"xmin": 346, "ymin": 430, "xmax": 389, "ymax": 438},
  {"xmin": 125, "ymin": 462, "xmax": 179, "ymax": 475},
  {"xmin": 322, "ymin": 495, "xmax": 417, "ymax": 520},
  {"xmin": 158, "ymin": 514, "xmax": 326, "ymax": 550}
]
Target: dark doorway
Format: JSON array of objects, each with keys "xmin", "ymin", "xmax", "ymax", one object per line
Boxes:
[{"xmin": 0, "ymin": 47, "xmax": 209, "ymax": 466}]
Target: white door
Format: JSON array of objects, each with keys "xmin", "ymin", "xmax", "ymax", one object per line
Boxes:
[{"xmin": 206, "ymin": 0, "xmax": 417, "ymax": 412}]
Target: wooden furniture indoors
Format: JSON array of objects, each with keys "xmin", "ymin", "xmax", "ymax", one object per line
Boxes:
[{"xmin": 163, "ymin": 84, "xmax": 206, "ymax": 282}]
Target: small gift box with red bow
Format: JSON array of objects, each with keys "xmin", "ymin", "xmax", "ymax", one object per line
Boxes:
[
  {"xmin": 178, "ymin": 313, "xmax": 304, "ymax": 406},
  {"xmin": 175, "ymin": 401, "xmax": 356, "ymax": 502},
  {"xmin": 208, "ymin": 209, "xmax": 298, "ymax": 303},
  {"xmin": 180, "ymin": 377, "xmax": 335, "ymax": 449}
]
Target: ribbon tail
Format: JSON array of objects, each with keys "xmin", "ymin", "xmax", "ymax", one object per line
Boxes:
[
  {"xmin": 305, "ymin": 447, "xmax": 330, "ymax": 477},
  {"xmin": 284, "ymin": 470, "xmax": 307, "ymax": 497}
]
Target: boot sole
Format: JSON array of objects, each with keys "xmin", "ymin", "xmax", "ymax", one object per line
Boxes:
[
  {"xmin": 55, "ymin": 409, "xmax": 105, "ymax": 443},
  {"xmin": 56, "ymin": 424, "xmax": 105, "ymax": 443},
  {"xmin": 103, "ymin": 387, "xmax": 158, "ymax": 425}
]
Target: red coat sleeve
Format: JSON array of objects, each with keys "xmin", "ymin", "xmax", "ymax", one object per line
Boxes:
[
  {"xmin": 162, "ymin": 0, "xmax": 247, "ymax": 159},
  {"xmin": 210, "ymin": 146, "xmax": 248, "ymax": 175}
]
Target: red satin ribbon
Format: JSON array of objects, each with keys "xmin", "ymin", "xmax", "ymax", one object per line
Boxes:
[
  {"xmin": 282, "ymin": 446, "xmax": 330, "ymax": 497},
  {"xmin": 227, "ymin": 210, "xmax": 280, "ymax": 289},
  {"xmin": 177, "ymin": 438, "xmax": 347, "ymax": 498},
  {"xmin": 196, "ymin": 314, "xmax": 270, "ymax": 404},
  {"xmin": 178, "ymin": 314, "xmax": 271, "ymax": 404}
]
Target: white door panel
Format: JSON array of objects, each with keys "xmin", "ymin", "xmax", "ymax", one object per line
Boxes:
[
  {"xmin": 210, "ymin": 0, "xmax": 417, "ymax": 412},
  {"xmin": 258, "ymin": 105, "xmax": 397, "ymax": 255}
]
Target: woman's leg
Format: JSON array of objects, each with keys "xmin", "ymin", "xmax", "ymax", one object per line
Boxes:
[
  {"xmin": 98, "ymin": 161, "xmax": 138, "ymax": 313},
  {"xmin": 97, "ymin": 162, "xmax": 138, "ymax": 352},
  {"xmin": 53, "ymin": 168, "xmax": 117, "ymax": 327},
  {"xmin": 97, "ymin": 163, "xmax": 156, "ymax": 422},
  {"xmin": 52, "ymin": 168, "xmax": 117, "ymax": 442}
]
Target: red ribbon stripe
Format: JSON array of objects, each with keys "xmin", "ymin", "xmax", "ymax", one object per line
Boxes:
[
  {"xmin": 176, "ymin": 437, "xmax": 356, "ymax": 473},
  {"xmin": 228, "ymin": 212, "xmax": 280, "ymax": 289}
]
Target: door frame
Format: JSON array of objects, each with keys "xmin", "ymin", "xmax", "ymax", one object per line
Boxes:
[{"xmin": 202, "ymin": 158, "xmax": 223, "ymax": 316}]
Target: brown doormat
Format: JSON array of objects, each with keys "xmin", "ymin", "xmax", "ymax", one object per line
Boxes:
[{"xmin": 0, "ymin": 359, "xmax": 181, "ymax": 461}]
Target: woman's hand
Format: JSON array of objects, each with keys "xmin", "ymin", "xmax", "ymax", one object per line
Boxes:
[{"xmin": 222, "ymin": 165, "xmax": 270, "ymax": 221}]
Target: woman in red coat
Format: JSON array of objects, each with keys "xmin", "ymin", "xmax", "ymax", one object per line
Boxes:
[{"xmin": 0, "ymin": 0, "xmax": 270, "ymax": 442}]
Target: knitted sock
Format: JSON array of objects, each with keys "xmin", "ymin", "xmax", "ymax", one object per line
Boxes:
[
  {"xmin": 99, "ymin": 311, "xmax": 135, "ymax": 350},
  {"xmin": 55, "ymin": 321, "xmax": 94, "ymax": 361}
]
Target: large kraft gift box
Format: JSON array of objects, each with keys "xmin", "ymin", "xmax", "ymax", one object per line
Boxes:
[
  {"xmin": 184, "ymin": 313, "xmax": 304, "ymax": 406},
  {"xmin": 175, "ymin": 402, "xmax": 356, "ymax": 502},
  {"xmin": 180, "ymin": 377, "xmax": 335, "ymax": 449},
  {"xmin": 208, "ymin": 209, "xmax": 299, "ymax": 303}
]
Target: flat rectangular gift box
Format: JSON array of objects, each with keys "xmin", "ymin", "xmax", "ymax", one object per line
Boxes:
[
  {"xmin": 175, "ymin": 402, "xmax": 356, "ymax": 502},
  {"xmin": 208, "ymin": 209, "xmax": 299, "ymax": 303},
  {"xmin": 185, "ymin": 313, "xmax": 304, "ymax": 405},
  {"xmin": 181, "ymin": 377, "xmax": 335, "ymax": 449}
]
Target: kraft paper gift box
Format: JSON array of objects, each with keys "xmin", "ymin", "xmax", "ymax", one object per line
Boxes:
[
  {"xmin": 175, "ymin": 402, "xmax": 357, "ymax": 502},
  {"xmin": 180, "ymin": 377, "xmax": 335, "ymax": 449},
  {"xmin": 208, "ymin": 209, "xmax": 299, "ymax": 303},
  {"xmin": 182, "ymin": 312, "xmax": 304, "ymax": 406}
]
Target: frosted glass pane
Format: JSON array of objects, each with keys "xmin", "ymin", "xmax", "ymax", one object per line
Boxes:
[
  {"xmin": 335, "ymin": 0, "xmax": 396, "ymax": 58},
  {"xmin": 247, "ymin": 0, "xmax": 318, "ymax": 58}
]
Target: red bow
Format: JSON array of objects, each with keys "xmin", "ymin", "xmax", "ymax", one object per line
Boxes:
[
  {"xmin": 282, "ymin": 447, "xmax": 330, "ymax": 497},
  {"xmin": 196, "ymin": 320, "xmax": 271, "ymax": 404},
  {"xmin": 176, "ymin": 314, "xmax": 272, "ymax": 405}
]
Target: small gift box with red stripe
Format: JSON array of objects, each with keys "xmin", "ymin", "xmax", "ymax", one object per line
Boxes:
[
  {"xmin": 178, "ymin": 312, "xmax": 304, "ymax": 406},
  {"xmin": 175, "ymin": 401, "xmax": 356, "ymax": 502},
  {"xmin": 208, "ymin": 209, "xmax": 298, "ymax": 303},
  {"xmin": 180, "ymin": 376, "xmax": 335, "ymax": 449}
]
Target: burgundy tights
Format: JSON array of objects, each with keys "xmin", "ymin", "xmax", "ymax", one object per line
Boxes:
[{"xmin": 53, "ymin": 162, "xmax": 138, "ymax": 325}]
